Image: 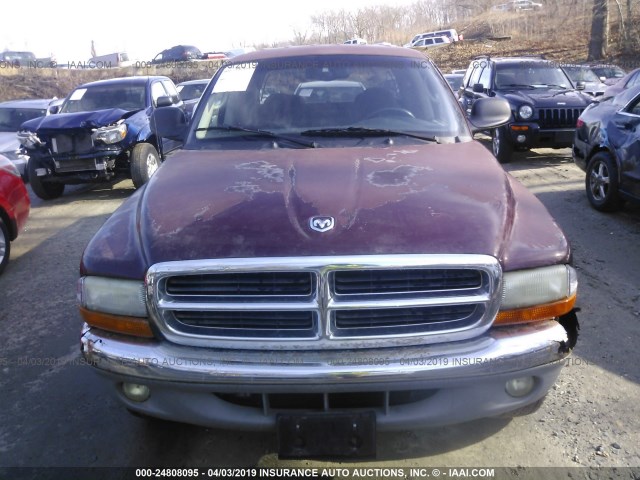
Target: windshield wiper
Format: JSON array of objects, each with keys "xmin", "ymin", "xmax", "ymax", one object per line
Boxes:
[
  {"xmin": 195, "ymin": 125, "xmax": 319, "ymax": 148},
  {"xmin": 300, "ymin": 127, "xmax": 439, "ymax": 143},
  {"xmin": 499, "ymin": 84, "xmax": 536, "ymax": 89}
]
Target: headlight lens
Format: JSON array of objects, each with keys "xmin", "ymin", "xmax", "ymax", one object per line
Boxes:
[
  {"xmin": 92, "ymin": 123, "xmax": 127, "ymax": 144},
  {"xmin": 501, "ymin": 265, "xmax": 577, "ymax": 309},
  {"xmin": 78, "ymin": 277, "xmax": 147, "ymax": 317},
  {"xmin": 518, "ymin": 105, "xmax": 533, "ymax": 120},
  {"xmin": 495, "ymin": 265, "xmax": 577, "ymax": 325},
  {"xmin": 17, "ymin": 130, "xmax": 43, "ymax": 149}
]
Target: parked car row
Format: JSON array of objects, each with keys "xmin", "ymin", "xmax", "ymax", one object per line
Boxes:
[{"xmin": 452, "ymin": 54, "xmax": 639, "ymax": 214}]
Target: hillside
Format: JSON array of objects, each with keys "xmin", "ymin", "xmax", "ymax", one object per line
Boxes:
[{"xmin": 0, "ymin": 32, "xmax": 637, "ymax": 103}]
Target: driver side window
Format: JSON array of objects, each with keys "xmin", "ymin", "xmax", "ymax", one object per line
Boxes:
[{"xmin": 151, "ymin": 82, "xmax": 168, "ymax": 107}]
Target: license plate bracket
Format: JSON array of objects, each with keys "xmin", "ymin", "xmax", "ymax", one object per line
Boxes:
[{"xmin": 277, "ymin": 411, "xmax": 376, "ymax": 458}]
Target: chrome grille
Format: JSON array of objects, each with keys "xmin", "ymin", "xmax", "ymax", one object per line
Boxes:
[
  {"xmin": 537, "ymin": 108, "xmax": 584, "ymax": 129},
  {"xmin": 147, "ymin": 255, "xmax": 502, "ymax": 350}
]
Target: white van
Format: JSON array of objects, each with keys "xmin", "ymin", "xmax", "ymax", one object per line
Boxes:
[
  {"xmin": 411, "ymin": 36, "xmax": 452, "ymax": 49},
  {"xmin": 343, "ymin": 38, "xmax": 368, "ymax": 45},
  {"xmin": 87, "ymin": 52, "xmax": 132, "ymax": 68},
  {"xmin": 409, "ymin": 29, "xmax": 460, "ymax": 46}
]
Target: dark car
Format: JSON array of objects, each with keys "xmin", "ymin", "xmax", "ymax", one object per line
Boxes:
[
  {"xmin": 18, "ymin": 76, "xmax": 182, "ymax": 200},
  {"xmin": 459, "ymin": 56, "xmax": 592, "ymax": 162},
  {"xmin": 0, "ymin": 98, "xmax": 57, "ymax": 180},
  {"xmin": 573, "ymin": 84, "xmax": 640, "ymax": 211},
  {"xmin": 151, "ymin": 45, "xmax": 202, "ymax": 64},
  {"xmin": 176, "ymin": 79, "xmax": 209, "ymax": 116},
  {"xmin": 444, "ymin": 73, "xmax": 464, "ymax": 96},
  {"xmin": 0, "ymin": 50, "xmax": 36, "ymax": 67},
  {"xmin": 0, "ymin": 154, "xmax": 30, "ymax": 275},
  {"xmin": 603, "ymin": 67, "xmax": 640, "ymax": 98},
  {"xmin": 587, "ymin": 63, "xmax": 626, "ymax": 85},
  {"xmin": 561, "ymin": 65, "xmax": 607, "ymax": 98},
  {"xmin": 78, "ymin": 45, "xmax": 579, "ymax": 453}
]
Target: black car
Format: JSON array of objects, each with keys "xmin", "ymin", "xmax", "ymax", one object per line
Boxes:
[
  {"xmin": 18, "ymin": 76, "xmax": 183, "ymax": 200},
  {"xmin": 151, "ymin": 45, "xmax": 202, "ymax": 64},
  {"xmin": 573, "ymin": 84, "xmax": 640, "ymax": 211},
  {"xmin": 459, "ymin": 56, "xmax": 592, "ymax": 162}
]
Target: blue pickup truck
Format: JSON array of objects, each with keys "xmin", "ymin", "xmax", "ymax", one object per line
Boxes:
[{"xmin": 18, "ymin": 76, "xmax": 183, "ymax": 199}]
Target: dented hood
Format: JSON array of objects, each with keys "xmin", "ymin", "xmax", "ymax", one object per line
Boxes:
[
  {"xmin": 81, "ymin": 141, "xmax": 570, "ymax": 278},
  {"xmin": 20, "ymin": 108, "xmax": 131, "ymax": 133}
]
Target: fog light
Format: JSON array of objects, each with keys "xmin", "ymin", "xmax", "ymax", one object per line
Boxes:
[
  {"xmin": 516, "ymin": 135, "xmax": 527, "ymax": 143},
  {"xmin": 122, "ymin": 383, "xmax": 151, "ymax": 402},
  {"xmin": 505, "ymin": 377, "xmax": 535, "ymax": 397}
]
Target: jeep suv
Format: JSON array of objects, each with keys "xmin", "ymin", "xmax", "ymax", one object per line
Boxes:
[
  {"xmin": 77, "ymin": 46, "xmax": 579, "ymax": 456},
  {"xmin": 459, "ymin": 56, "xmax": 591, "ymax": 162},
  {"xmin": 18, "ymin": 76, "xmax": 183, "ymax": 200}
]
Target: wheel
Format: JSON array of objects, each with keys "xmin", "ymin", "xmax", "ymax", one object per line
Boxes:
[
  {"xmin": 130, "ymin": 143, "xmax": 160, "ymax": 188},
  {"xmin": 492, "ymin": 126, "xmax": 513, "ymax": 164},
  {"xmin": 27, "ymin": 160, "xmax": 65, "ymax": 200},
  {"xmin": 365, "ymin": 108, "xmax": 416, "ymax": 120},
  {"xmin": 0, "ymin": 217, "xmax": 10, "ymax": 275},
  {"xmin": 585, "ymin": 152, "xmax": 623, "ymax": 212}
]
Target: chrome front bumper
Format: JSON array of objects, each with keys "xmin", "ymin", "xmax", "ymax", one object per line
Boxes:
[{"xmin": 81, "ymin": 320, "xmax": 571, "ymax": 430}]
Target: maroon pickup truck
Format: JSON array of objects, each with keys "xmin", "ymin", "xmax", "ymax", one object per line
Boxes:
[{"xmin": 78, "ymin": 45, "xmax": 578, "ymax": 458}]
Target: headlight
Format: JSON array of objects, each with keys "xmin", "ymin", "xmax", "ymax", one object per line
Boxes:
[
  {"xmin": 92, "ymin": 123, "xmax": 127, "ymax": 144},
  {"xmin": 518, "ymin": 105, "xmax": 533, "ymax": 120},
  {"xmin": 78, "ymin": 276, "xmax": 153, "ymax": 337},
  {"xmin": 17, "ymin": 130, "xmax": 43, "ymax": 149},
  {"xmin": 495, "ymin": 265, "xmax": 577, "ymax": 325}
]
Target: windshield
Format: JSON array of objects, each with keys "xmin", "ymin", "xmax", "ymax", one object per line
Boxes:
[
  {"xmin": 495, "ymin": 63, "xmax": 572, "ymax": 89},
  {"xmin": 188, "ymin": 54, "xmax": 469, "ymax": 148},
  {"xmin": 563, "ymin": 66, "xmax": 600, "ymax": 83},
  {"xmin": 0, "ymin": 107, "xmax": 47, "ymax": 131},
  {"xmin": 60, "ymin": 84, "xmax": 147, "ymax": 113}
]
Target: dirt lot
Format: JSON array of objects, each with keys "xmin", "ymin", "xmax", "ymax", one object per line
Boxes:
[{"xmin": 0, "ymin": 143, "xmax": 639, "ymax": 478}]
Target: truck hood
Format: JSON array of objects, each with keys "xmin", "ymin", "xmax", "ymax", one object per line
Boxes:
[
  {"xmin": 21, "ymin": 108, "xmax": 133, "ymax": 133},
  {"xmin": 81, "ymin": 141, "xmax": 570, "ymax": 278},
  {"xmin": 501, "ymin": 88, "xmax": 591, "ymax": 108}
]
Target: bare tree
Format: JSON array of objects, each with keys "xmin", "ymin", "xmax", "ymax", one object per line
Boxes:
[{"xmin": 587, "ymin": 0, "xmax": 609, "ymax": 60}]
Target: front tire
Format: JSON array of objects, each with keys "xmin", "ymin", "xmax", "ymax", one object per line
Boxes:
[
  {"xmin": 586, "ymin": 152, "xmax": 622, "ymax": 212},
  {"xmin": 0, "ymin": 217, "xmax": 10, "ymax": 275},
  {"xmin": 492, "ymin": 127, "xmax": 513, "ymax": 164},
  {"xmin": 28, "ymin": 160, "xmax": 65, "ymax": 200},
  {"xmin": 130, "ymin": 143, "xmax": 160, "ymax": 189}
]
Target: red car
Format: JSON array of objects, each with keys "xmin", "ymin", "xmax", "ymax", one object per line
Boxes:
[{"xmin": 0, "ymin": 154, "xmax": 30, "ymax": 274}]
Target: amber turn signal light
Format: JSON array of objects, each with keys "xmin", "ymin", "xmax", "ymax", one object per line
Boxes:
[
  {"xmin": 79, "ymin": 306, "xmax": 154, "ymax": 338},
  {"xmin": 494, "ymin": 294, "xmax": 577, "ymax": 326}
]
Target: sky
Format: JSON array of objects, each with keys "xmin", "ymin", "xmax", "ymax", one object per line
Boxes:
[{"xmin": 1, "ymin": 0, "xmax": 416, "ymax": 62}]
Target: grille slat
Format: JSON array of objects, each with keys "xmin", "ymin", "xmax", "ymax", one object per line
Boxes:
[
  {"xmin": 537, "ymin": 108, "xmax": 584, "ymax": 129},
  {"xmin": 335, "ymin": 305, "xmax": 477, "ymax": 329},
  {"xmin": 174, "ymin": 311, "xmax": 316, "ymax": 338},
  {"xmin": 334, "ymin": 269, "xmax": 481, "ymax": 295},
  {"xmin": 166, "ymin": 272, "xmax": 313, "ymax": 296}
]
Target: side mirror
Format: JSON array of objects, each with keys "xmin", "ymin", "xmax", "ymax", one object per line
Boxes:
[
  {"xmin": 599, "ymin": 76, "xmax": 606, "ymax": 83},
  {"xmin": 468, "ymin": 97, "xmax": 511, "ymax": 133},
  {"xmin": 472, "ymin": 83, "xmax": 484, "ymax": 93},
  {"xmin": 150, "ymin": 106, "xmax": 188, "ymax": 142},
  {"xmin": 576, "ymin": 81, "xmax": 586, "ymax": 91},
  {"xmin": 155, "ymin": 96, "xmax": 174, "ymax": 108},
  {"xmin": 48, "ymin": 105, "xmax": 60, "ymax": 114}
]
